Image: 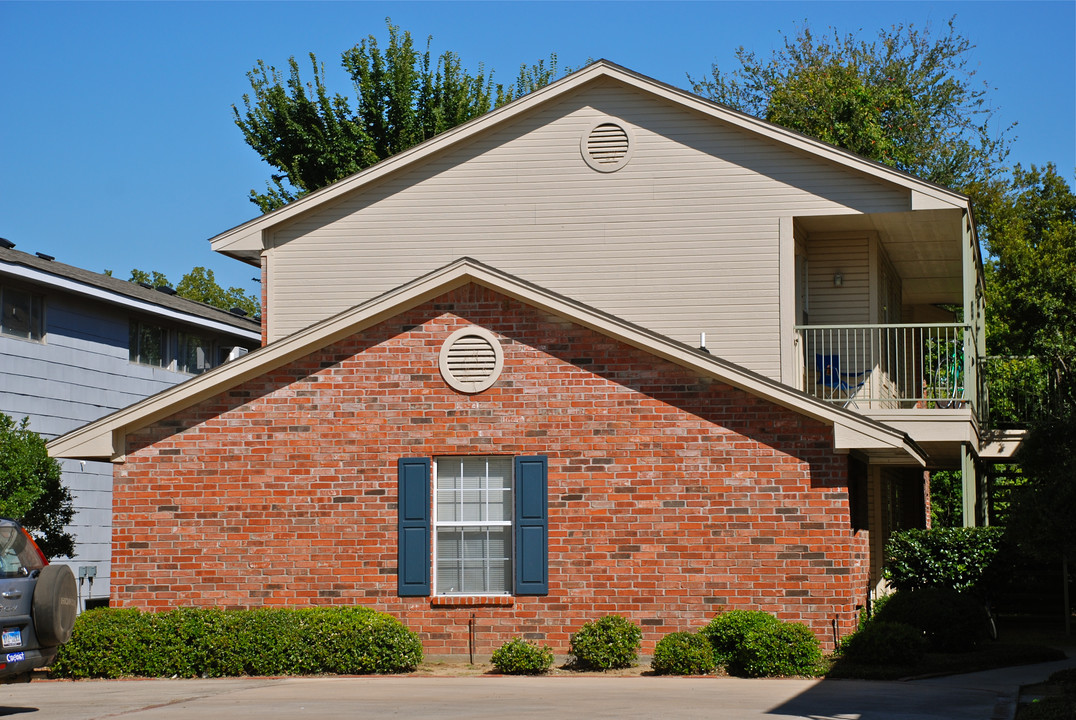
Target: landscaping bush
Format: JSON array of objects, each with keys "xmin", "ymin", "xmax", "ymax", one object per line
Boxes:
[
  {"xmin": 651, "ymin": 631, "xmax": 716, "ymax": 675},
  {"xmin": 490, "ymin": 638, "xmax": 554, "ymax": 675},
  {"xmin": 731, "ymin": 621, "xmax": 823, "ymax": 678},
  {"xmin": 50, "ymin": 606, "xmax": 423, "ymax": 678},
  {"xmin": 568, "ymin": 615, "xmax": 642, "ymax": 670},
  {"xmin": 873, "ymin": 588, "xmax": 985, "ymax": 652},
  {"xmin": 884, "ymin": 527, "xmax": 1005, "ymax": 593},
  {"xmin": 701, "ymin": 610, "xmax": 781, "ymax": 664},
  {"xmin": 839, "ymin": 621, "xmax": 927, "ymax": 666}
]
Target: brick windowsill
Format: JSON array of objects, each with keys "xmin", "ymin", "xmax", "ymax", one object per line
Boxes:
[{"xmin": 430, "ymin": 595, "xmax": 515, "ymax": 607}]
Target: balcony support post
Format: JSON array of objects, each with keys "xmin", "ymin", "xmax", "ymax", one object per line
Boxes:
[{"xmin": 961, "ymin": 443, "xmax": 979, "ymax": 527}]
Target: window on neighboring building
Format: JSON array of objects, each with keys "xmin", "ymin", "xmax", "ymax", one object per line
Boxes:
[
  {"xmin": 178, "ymin": 332, "xmax": 213, "ymax": 374},
  {"xmin": 435, "ymin": 456, "xmax": 514, "ymax": 595},
  {"xmin": 397, "ymin": 455, "xmax": 548, "ymax": 598},
  {"xmin": 129, "ymin": 321, "xmax": 167, "ymax": 367},
  {"xmin": 0, "ymin": 286, "xmax": 44, "ymax": 342}
]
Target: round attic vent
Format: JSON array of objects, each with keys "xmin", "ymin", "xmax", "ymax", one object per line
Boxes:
[
  {"xmin": 581, "ymin": 120, "xmax": 633, "ymax": 172},
  {"xmin": 439, "ymin": 327, "xmax": 504, "ymax": 394}
]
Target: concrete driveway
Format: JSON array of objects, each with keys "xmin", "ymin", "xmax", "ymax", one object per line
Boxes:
[{"xmin": 0, "ymin": 673, "xmax": 1014, "ymax": 720}]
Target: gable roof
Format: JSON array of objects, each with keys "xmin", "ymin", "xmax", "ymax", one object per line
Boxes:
[
  {"xmin": 48, "ymin": 257, "xmax": 925, "ymax": 465},
  {"xmin": 211, "ymin": 59, "xmax": 971, "ymax": 265},
  {"xmin": 0, "ymin": 245, "xmax": 261, "ymax": 340}
]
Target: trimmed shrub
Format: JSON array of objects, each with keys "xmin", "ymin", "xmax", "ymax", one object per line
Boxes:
[
  {"xmin": 732, "ymin": 622, "xmax": 823, "ymax": 678},
  {"xmin": 569, "ymin": 615, "xmax": 642, "ymax": 670},
  {"xmin": 839, "ymin": 621, "xmax": 927, "ymax": 666},
  {"xmin": 701, "ymin": 610, "xmax": 781, "ymax": 664},
  {"xmin": 651, "ymin": 632, "xmax": 716, "ymax": 675},
  {"xmin": 884, "ymin": 527, "xmax": 1004, "ymax": 593},
  {"xmin": 490, "ymin": 638, "xmax": 554, "ymax": 675},
  {"xmin": 50, "ymin": 606, "xmax": 422, "ymax": 678},
  {"xmin": 873, "ymin": 588, "xmax": 985, "ymax": 652}
]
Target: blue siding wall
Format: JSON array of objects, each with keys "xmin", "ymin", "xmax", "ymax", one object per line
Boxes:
[{"xmin": 0, "ymin": 289, "xmax": 252, "ymax": 609}]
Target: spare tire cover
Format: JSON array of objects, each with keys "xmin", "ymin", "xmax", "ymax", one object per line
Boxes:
[{"xmin": 33, "ymin": 564, "xmax": 77, "ymax": 647}]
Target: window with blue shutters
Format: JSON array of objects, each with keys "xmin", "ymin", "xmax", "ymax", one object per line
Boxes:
[
  {"xmin": 397, "ymin": 455, "xmax": 548, "ymax": 597},
  {"xmin": 397, "ymin": 458, "xmax": 431, "ymax": 596}
]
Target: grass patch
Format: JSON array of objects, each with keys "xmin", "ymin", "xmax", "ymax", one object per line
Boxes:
[
  {"xmin": 1018, "ymin": 668, "xmax": 1076, "ymax": 719},
  {"xmin": 827, "ymin": 642, "xmax": 1065, "ymax": 681}
]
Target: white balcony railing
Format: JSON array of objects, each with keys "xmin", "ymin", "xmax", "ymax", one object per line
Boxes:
[{"xmin": 795, "ymin": 323, "xmax": 976, "ymax": 412}]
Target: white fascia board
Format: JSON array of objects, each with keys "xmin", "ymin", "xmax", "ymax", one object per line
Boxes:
[
  {"xmin": 48, "ymin": 257, "xmax": 921, "ymax": 464},
  {"xmin": 0, "ymin": 262, "xmax": 260, "ymax": 341},
  {"xmin": 210, "ymin": 67, "xmax": 607, "ymax": 256},
  {"xmin": 47, "ymin": 270, "xmax": 474, "ymax": 461},
  {"xmin": 833, "ymin": 422, "xmax": 926, "ymax": 466}
]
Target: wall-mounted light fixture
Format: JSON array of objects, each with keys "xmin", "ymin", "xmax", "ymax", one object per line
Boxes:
[{"xmin": 833, "ymin": 272, "xmax": 844, "ymax": 287}]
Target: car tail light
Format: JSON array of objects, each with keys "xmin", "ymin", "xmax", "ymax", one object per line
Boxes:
[{"xmin": 20, "ymin": 527, "xmax": 48, "ymax": 566}]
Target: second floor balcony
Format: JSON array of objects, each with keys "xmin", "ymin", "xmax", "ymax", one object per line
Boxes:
[
  {"xmin": 795, "ymin": 324, "xmax": 1051, "ymax": 437},
  {"xmin": 796, "ymin": 322, "xmax": 980, "ymax": 417}
]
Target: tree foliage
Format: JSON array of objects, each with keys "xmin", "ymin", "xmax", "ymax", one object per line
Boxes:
[
  {"xmin": 977, "ymin": 165, "xmax": 1076, "ymax": 567},
  {"xmin": 690, "ymin": 18, "xmax": 1011, "ymax": 189},
  {"xmin": 235, "ymin": 19, "xmax": 566, "ymax": 212},
  {"xmin": 126, "ymin": 267, "xmax": 260, "ymax": 318},
  {"xmin": 1009, "ymin": 396, "xmax": 1076, "ymax": 564},
  {"xmin": 978, "ymin": 165, "xmax": 1076, "ymax": 365},
  {"xmin": 0, "ymin": 413, "xmax": 75, "ymax": 558}
]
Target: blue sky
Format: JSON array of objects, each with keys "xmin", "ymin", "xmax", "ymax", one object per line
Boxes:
[{"xmin": 2, "ymin": 1, "xmax": 1073, "ymax": 295}]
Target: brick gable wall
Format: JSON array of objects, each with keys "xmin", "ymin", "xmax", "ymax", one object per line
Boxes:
[{"xmin": 116, "ymin": 284, "xmax": 869, "ymax": 656}]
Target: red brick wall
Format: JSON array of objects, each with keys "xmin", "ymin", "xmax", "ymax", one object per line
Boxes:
[{"xmin": 115, "ymin": 284, "xmax": 870, "ymax": 655}]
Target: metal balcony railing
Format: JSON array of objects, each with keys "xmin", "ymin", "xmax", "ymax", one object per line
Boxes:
[
  {"xmin": 795, "ymin": 323, "xmax": 977, "ymax": 413},
  {"xmin": 980, "ymin": 355, "xmax": 1057, "ymax": 428}
]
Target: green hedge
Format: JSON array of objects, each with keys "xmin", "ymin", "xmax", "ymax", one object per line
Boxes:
[
  {"xmin": 733, "ymin": 622, "xmax": 823, "ymax": 678},
  {"xmin": 872, "ymin": 588, "xmax": 986, "ymax": 652},
  {"xmin": 884, "ymin": 527, "xmax": 1005, "ymax": 593},
  {"xmin": 700, "ymin": 610, "xmax": 781, "ymax": 665},
  {"xmin": 50, "ymin": 606, "xmax": 423, "ymax": 678},
  {"xmin": 490, "ymin": 638, "xmax": 555, "ymax": 675},
  {"xmin": 651, "ymin": 631, "xmax": 716, "ymax": 675},
  {"xmin": 568, "ymin": 615, "xmax": 641, "ymax": 670},
  {"xmin": 839, "ymin": 621, "xmax": 927, "ymax": 666}
]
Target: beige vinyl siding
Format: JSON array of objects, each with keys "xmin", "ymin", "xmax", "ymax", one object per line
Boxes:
[
  {"xmin": 267, "ymin": 80, "xmax": 908, "ymax": 379},
  {"xmin": 806, "ymin": 237, "xmax": 871, "ymax": 326}
]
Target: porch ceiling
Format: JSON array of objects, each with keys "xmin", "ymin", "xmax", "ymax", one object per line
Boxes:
[{"xmin": 797, "ymin": 208, "xmax": 966, "ymax": 306}]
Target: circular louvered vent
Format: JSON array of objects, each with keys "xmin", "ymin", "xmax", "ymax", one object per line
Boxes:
[
  {"xmin": 581, "ymin": 120, "xmax": 633, "ymax": 172},
  {"xmin": 438, "ymin": 327, "xmax": 504, "ymax": 394}
]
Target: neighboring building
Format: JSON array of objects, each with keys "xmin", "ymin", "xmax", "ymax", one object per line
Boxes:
[
  {"xmin": 50, "ymin": 61, "xmax": 1005, "ymax": 655},
  {"xmin": 0, "ymin": 243, "xmax": 261, "ymax": 608}
]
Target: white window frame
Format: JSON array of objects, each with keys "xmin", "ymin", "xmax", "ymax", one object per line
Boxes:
[
  {"xmin": 177, "ymin": 331, "xmax": 215, "ymax": 375},
  {"xmin": 0, "ymin": 285, "xmax": 45, "ymax": 343},
  {"xmin": 432, "ymin": 456, "xmax": 514, "ymax": 596},
  {"xmin": 129, "ymin": 319, "xmax": 171, "ymax": 369}
]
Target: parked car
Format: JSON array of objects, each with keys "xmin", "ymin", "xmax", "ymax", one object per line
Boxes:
[{"xmin": 0, "ymin": 518, "xmax": 76, "ymax": 682}]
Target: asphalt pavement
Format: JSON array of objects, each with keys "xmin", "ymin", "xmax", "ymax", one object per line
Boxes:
[{"xmin": 2, "ymin": 652, "xmax": 1074, "ymax": 720}]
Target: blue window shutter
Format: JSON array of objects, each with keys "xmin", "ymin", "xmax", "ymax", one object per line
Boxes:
[
  {"xmin": 397, "ymin": 457, "xmax": 431, "ymax": 596},
  {"xmin": 514, "ymin": 455, "xmax": 549, "ymax": 595}
]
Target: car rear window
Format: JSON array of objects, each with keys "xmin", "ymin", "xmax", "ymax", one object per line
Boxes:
[{"xmin": 0, "ymin": 524, "xmax": 46, "ymax": 578}]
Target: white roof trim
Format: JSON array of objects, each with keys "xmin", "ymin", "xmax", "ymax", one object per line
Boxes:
[
  {"xmin": 0, "ymin": 261, "xmax": 261, "ymax": 341},
  {"xmin": 48, "ymin": 258, "xmax": 924, "ymax": 465},
  {"xmin": 210, "ymin": 60, "xmax": 969, "ymax": 262}
]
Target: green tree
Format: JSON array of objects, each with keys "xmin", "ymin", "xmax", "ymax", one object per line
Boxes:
[
  {"xmin": 977, "ymin": 165, "xmax": 1076, "ymax": 365},
  {"xmin": 234, "ymin": 19, "xmax": 565, "ymax": 212},
  {"xmin": 126, "ymin": 268, "xmax": 260, "ymax": 317},
  {"xmin": 0, "ymin": 413, "xmax": 75, "ymax": 558},
  {"xmin": 980, "ymin": 166, "xmax": 1076, "ymax": 574},
  {"xmin": 175, "ymin": 267, "xmax": 260, "ymax": 318},
  {"xmin": 128, "ymin": 269, "xmax": 170, "ymax": 289},
  {"xmin": 690, "ymin": 18, "xmax": 1011, "ymax": 189}
]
